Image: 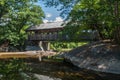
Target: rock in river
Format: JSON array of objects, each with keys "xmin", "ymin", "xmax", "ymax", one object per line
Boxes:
[{"xmin": 64, "ymin": 40, "xmax": 120, "ymax": 74}]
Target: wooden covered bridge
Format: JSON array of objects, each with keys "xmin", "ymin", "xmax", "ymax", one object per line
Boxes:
[
  {"xmin": 26, "ymin": 22, "xmax": 65, "ymax": 41},
  {"xmin": 26, "ymin": 21, "xmax": 67, "ymax": 51}
]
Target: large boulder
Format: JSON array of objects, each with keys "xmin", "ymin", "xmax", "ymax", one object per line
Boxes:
[{"xmin": 64, "ymin": 40, "xmax": 120, "ymax": 74}]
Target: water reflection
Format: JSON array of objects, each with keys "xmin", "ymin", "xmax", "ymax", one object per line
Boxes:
[{"xmin": 26, "ymin": 58, "xmax": 119, "ymax": 80}]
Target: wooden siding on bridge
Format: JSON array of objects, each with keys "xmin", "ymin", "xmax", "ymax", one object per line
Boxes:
[{"xmin": 28, "ymin": 33, "xmax": 60, "ymax": 41}]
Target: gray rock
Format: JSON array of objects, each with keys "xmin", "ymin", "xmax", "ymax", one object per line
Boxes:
[
  {"xmin": 34, "ymin": 74, "xmax": 61, "ymax": 80},
  {"xmin": 64, "ymin": 41, "xmax": 120, "ymax": 74},
  {"xmin": 25, "ymin": 46, "xmax": 41, "ymax": 51}
]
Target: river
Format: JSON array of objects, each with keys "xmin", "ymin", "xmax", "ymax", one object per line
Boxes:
[{"xmin": 26, "ymin": 58, "xmax": 120, "ymax": 80}]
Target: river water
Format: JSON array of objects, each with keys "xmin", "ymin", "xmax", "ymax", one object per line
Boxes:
[{"xmin": 27, "ymin": 58, "xmax": 120, "ymax": 80}]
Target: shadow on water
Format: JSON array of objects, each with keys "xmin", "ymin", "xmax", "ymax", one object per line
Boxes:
[{"xmin": 25, "ymin": 58, "xmax": 120, "ymax": 80}]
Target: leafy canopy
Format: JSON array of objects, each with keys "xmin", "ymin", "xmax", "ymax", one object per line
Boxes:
[
  {"xmin": 42, "ymin": 0, "xmax": 120, "ymax": 43},
  {"xmin": 0, "ymin": 0, "xmax": 44, "ymax": 49}
]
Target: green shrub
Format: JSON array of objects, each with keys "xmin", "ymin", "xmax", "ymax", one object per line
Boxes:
[
  {"xmin": 50, "ymin": 41, "xmax": 88, "ymax": 51},
  {"xmin": 0, "ymin": 59, "xmax": 36, "ymax": 80}
]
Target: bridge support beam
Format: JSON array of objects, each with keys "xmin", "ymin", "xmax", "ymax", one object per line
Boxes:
[{"xmin": 39, "ymin": 41, "xmax": 50, "ymax": 51}]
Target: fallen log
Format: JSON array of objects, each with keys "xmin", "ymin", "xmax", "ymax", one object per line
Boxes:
[{"xmin": 0, "ymin": 51, "xmax": 57, "ymax": 61}]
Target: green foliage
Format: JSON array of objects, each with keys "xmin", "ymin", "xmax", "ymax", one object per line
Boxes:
[
  {"xmin": 42, "ymin": 0, "xmax": 120, "ymax": 44},
  {"xmin": 0, "ymin": 59, "xmax": 36, "ymax": 80},
  {"xmin": 50, "ymin": 41, "xmax": 88, "ymax": 51},
  {"xmin": 0, "ymin": 0, "xmax": 44, "ymax": 49}
]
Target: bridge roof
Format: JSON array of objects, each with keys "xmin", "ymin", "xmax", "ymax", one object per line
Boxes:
[{"xmin": 27, "ymin": 21, "xmax": 65, "ymax": 32}]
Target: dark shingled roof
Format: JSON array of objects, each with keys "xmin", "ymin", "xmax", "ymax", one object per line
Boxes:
[{"xmin": 27, "ymin": 21, "xmax": 65, "ymax": 31}]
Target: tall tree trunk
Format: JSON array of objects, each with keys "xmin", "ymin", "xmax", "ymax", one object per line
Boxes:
[
  {"xmin": 114, "ymin": 0, "xmax": 120, "ymax": 44},
  {"xmin": 93, "ymin": 23, "xmax": 104, "ymax": 40}
]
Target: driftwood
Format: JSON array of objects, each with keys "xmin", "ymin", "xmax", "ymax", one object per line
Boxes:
[{"xmin": 0, "ymin": 51, "xmax": 57, "ymax": 61}]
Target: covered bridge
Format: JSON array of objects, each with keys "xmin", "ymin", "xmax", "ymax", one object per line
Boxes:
[
  {"xmin": 26, "ymin": 21, "xmax": 65, "ymax": 41},
  {"xmin": 26, "ymin": 21, "xmax": 66, "ymax": 51}
]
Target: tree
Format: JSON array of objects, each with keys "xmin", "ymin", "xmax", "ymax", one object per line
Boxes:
[
  {"xmin": 42, "ymin": 0, "xmax": 120, "ymax": 44},
  {"xmin": 0, "ymin": 0, "xmax": 44, "ymax": 50}
]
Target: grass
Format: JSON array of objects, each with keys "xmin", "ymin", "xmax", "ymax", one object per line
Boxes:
[{"xmin": 50, "ymin": 41, "xmax": 88, "ymax": 51}]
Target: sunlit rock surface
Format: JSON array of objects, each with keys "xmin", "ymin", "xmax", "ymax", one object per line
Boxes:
[
  {"xmin": 25, "ymin": 46, "xmax": 41, "ymax": 51},
  {"xmin": 64, "ymin": 40, "xmax": 120, "ymax": 74},
  {"xmin": 34, "ymin": 74, "xmax": 61, "ymax": 80}
]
